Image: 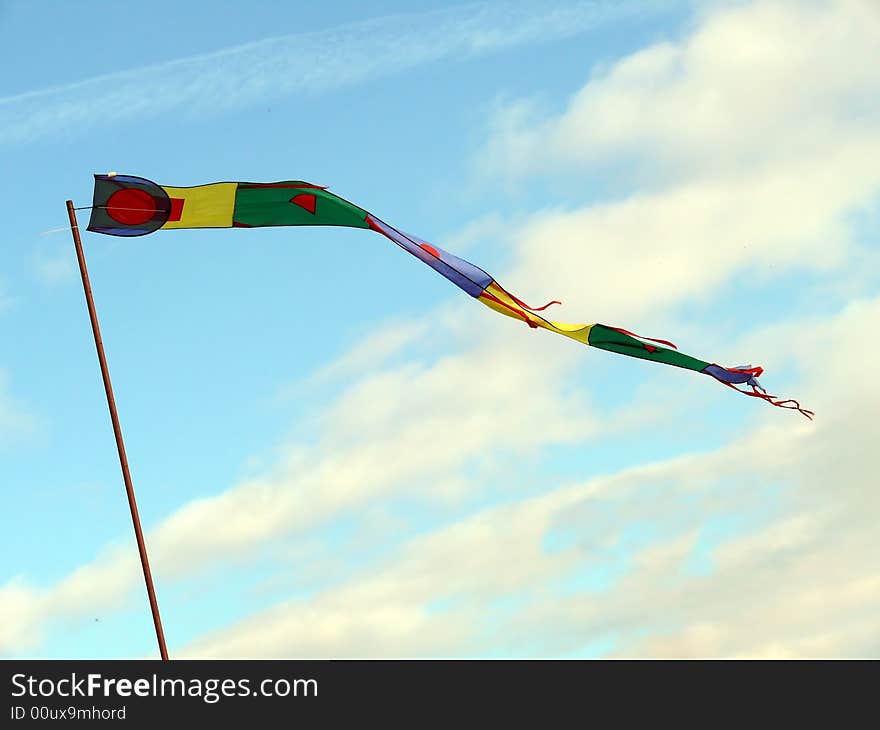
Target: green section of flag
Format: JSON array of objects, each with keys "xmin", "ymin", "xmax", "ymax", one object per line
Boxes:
[
  {"xmin": 232, "ymin": 184, "xmax": 370, "ymax": 229},
  {"xmin": 588, "ymin": 325, "xmax": 711, "ymax": 373}
]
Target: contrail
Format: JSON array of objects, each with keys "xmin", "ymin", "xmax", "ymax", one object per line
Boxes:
[{"xmin": 0, "ymin": 0, "xmax": 675, "ymax": 146}]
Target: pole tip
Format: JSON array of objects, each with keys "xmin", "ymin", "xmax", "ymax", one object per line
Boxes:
[{"xmin": 107, "ymin": 171, "xmax": 117, "ymax": 178}]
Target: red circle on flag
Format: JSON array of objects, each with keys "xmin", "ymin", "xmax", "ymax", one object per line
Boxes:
[{"xmin": 105, "ymin": 188, "xmax": 157, "ymax": 225}]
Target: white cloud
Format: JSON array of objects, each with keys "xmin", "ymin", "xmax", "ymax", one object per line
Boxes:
[
  {"xmin": 483, "ymin": 0, "xmax": 880, "ymax": 184},
  {"xmin": 185, "ymin": 294, "xmax": 880, "ymax": 658},
  {"xmin": 0, "ymin": 0, "xmax": 672, "ymax": 146},
  {"xmin": 0, "ymin": 313, "xmax": 603, "ymax": 655},
  {"xmin": 507, "ymin": 156, "xmax": 874, "ymax": 327},
  {"xmin": 7, "ymin": 291, "xmax": 876, "ymax": 658},
  {"xmin": 0, "ymin": 580, "xmax": 43, "ymax": 654},
  {"xmin": 146, "ymin": 323, "xmax": 597, "ymax": 573},
  {"xmin": 476, "ymin": 0, "xmax": 880, "ymax": 329},
  {"xmin": 279, "ymin": 319, "xmax": 430, "ymax": 397}
]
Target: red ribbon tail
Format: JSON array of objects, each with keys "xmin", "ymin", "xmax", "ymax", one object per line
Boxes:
[
  {"xmin": 720, "ymin": 381, "xmax": 814, "ymax": 420},
  {"xmin": 611, "ymin": 326, "xmax": 678, "ymax": 350},
  {"xmin": 481, "ymin": 291, "xmax": 539, "ymax": 328},
  {"xmin": 508, "ymin": 293, "xmax": 562, "ymax": 312}
]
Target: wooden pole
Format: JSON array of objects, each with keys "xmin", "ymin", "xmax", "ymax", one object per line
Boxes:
[{"xmin": 66, "ymin": 200, "xmax": 169, "ymax": 661}]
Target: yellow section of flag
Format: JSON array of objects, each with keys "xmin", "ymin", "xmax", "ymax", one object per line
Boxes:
[
  {"xmin": 160, "ymin": 183, "xmax": 237, "ymax": 229},
  {"xmin": 478, "ymin": 283, "xmax": 593, "ymax": 345}
]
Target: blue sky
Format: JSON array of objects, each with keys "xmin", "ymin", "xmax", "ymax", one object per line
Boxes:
[{"xmin": 1, "ymin": 0, "xmax": 878, "ymax": 659}]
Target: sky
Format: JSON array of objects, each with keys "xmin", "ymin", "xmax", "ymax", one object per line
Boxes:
[{"xmin": 0, "ymin": 0, "xmax": 878, "ymax": 659}]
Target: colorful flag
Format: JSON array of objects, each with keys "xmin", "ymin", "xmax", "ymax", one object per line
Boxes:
[{"xmin": 87, "ymin": 174, "xmax": 813, "ymax": 418}]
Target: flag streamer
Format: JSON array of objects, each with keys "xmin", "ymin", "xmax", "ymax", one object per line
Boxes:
[{"xmin": 87, "ymin": 174, "xmax": 812, "ymax": 419}]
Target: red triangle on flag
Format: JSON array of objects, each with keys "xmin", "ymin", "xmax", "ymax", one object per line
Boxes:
[{"xmin": 290, "ymin": 193, "xmax": 317, "ymax": 214}]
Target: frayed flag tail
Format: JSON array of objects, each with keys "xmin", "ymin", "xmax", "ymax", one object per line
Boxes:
[
  {"xmin": 702, "ymin": 364, "xmax": 814, "ymax": 420},
  {"xmin": 586, "ymin": 326, "xmax": 814, "ymax": 420}
]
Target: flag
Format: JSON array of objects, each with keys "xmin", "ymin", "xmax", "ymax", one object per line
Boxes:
[
  {"xmin": 87, "ymin": 174, "xmax": 369, "ymax": 235},
  {"xmin": 86, "ymin": 174, "xmax": 813, "ymax": 418}
]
